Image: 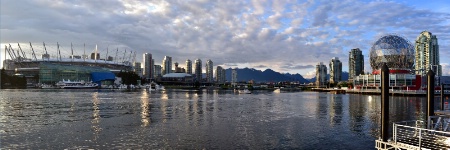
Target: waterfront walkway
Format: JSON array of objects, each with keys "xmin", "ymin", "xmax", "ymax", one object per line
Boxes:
[
  {"xmin": 312, "ymin": 88, "xmax": 450, "ymax": 96},
  {"xmin": 346, "ymin": 89, "xmax": 450, "ymax": 96}
]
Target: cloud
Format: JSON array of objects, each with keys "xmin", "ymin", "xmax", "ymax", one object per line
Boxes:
[
  {"xmin": 1, "ymin": 0, "xmax": 449, "ymax": 77},
  {"xmin": 280, "ymin": 63, "xmax": 315, "ymax": 70},
  {"xmin": 442, "ymin": 63, "xmax": 450, "ymax": 76},
  {"xmin": 253, "ymin": 65, "xmax": 268, "ymax": 68},
  {"xmin": 304, "ymin": 70, "xmax": 316, "ymax": 79}
]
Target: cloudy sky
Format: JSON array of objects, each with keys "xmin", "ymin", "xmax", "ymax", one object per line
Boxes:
[{"xmin": 1, "ymin": 0, "xmax": 449, "ymax": 78}]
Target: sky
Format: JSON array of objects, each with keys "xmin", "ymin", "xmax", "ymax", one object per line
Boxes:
[{"xmin": 1, "ymin": 0, "xmax": 449, "ymax": 78}]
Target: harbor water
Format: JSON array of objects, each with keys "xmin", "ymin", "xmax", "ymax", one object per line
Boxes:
[{"xmin": 0, "ymin": 89, "xmax": 441, "ymax": 149}]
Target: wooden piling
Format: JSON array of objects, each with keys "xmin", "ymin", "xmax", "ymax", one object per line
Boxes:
[
  {"xmin": 427, "ymin": 70, "xmax": 435, "ymax": 119},
  {"xmin": 381, "ymin": 63, "xmax": 389, "ymax": 142}
]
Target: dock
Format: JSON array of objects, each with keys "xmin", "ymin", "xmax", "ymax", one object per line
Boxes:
[{"xmin": 376, "ymin": 111, "xmax": 450, "ymax": 149}]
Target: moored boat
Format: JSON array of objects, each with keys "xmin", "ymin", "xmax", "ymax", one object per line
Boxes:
[
  {"xmin": 145, "ymin": 82, "xmax": 164, "ymax": 91},
  {"xmin": 39, "ymin": 83, "xmax": 58, "ymax": 89},
  {"xmin": 56, "ymin": 79, "xmax": 98, "ymax": 89},
  {"xmin": 238, "ymin": 88, "xmax": 252, "ymax": 94}
]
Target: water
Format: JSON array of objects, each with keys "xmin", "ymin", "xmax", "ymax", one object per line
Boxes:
[{"xmin": 0, "ymin": 89, "xmax": 441, "ymax": 149}]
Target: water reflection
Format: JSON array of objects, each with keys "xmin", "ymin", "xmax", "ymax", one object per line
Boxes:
[
  {"xmin": 1, "ymin": 90, "xmax": 441, "ymax": 149},
  {"xmin": 329, "ymin": 95, "xmax": 343, "ymax": 126},
  {"xmin": 161, "ymin": 91, "xmax": 170, "ymax": 123},
  {"xmin": 316, "ymin": 93, "xmax": 328, "ymax": 119},
  {"xmin": 348, "ymin": 94, "xmax": 370, "ymax": 134},
  {"xmin": 140, "ymin": 90, "xmax": 150, "ymax": 127},
  {"xmin": 91, "ymin": 92, "xmax": 101, "ymax": 141}
]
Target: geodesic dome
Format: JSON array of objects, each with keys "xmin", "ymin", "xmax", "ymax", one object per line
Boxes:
[{"xmin": 369, "ymin": 34, "xmax": 414, "ymax": 71}]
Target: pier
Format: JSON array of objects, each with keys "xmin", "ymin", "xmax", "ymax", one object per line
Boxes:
[
  {"xmin": 375, "ymin": 69, "xmax": 450, "ymax": 149},
  {"xmin": 376, "ymin": 114, "xmax": 450, "ymax": 149}
]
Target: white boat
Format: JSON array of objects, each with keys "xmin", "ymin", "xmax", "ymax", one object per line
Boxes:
[
  {"xmin": 117, "ymin": 84, "xmax": 140, "ymax": 90},
  {"xmin": 39, "ymin": 83, "xmax": 57, "ymax": 89},
  {"xmin": 145, "ymin": 82, "xmax": 164, "ymax": 91},
  {"xmin": 56, "ymin": 79, "xmax": 99, "ymax": 89},
  {"xmin": 238, "ymin": 88, "xmax": 252, "ymax": 94}
]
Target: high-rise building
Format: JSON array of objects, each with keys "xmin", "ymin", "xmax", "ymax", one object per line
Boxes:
[
  {"xmin": 151, "ymin": 59, "xmax": 155, "ymax": 77},
  {"xmin": 232, "ymin": 68, "xmax": 237, "ymax": 86},
  {"xmin": 315, "ymin": 62, "xmax": 327, "ymax": 87},
  {"xmin": 143, "ymin": 53, "xmax": 153, "ymax": 79},
  {"xmin": 329, "ymin": 57, "xmax": 342, "ymax": 84},
  {"xmin": 349, "ymin": 48, "xmax": 364, "ymax": 81},
  {"xmin": 215, "ymin": 66, "xmax": 226, "ymax": 84},
  {"xmin": 174, "ymin": 62, "xmax": 184, "ymax": 73},
  {"xmin": 194, "ymin": 59, "xmax": 202, "ymax": 82},
  {"xmin": 154, "ymin": 65, "xmax": 162, "ymax": 78},
  {"xmin": 186, "ymin": 59, "xmax": 192, "ymax": 74},
  {"xmin": 206, "ymin": 59, "xmax": 213, "ymax": 82},
  {"xmin": 133, "ymin": 62, "xmax": 143, "ymax": 77},
  {"xmin": 415, "ymin": 31, "xmax": 441, "ymax": 76},
  {"xmin": 162, "ymin": 56, "xmax": 172, "ymax": 75}
]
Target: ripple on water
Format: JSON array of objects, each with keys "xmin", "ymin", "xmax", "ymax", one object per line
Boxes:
[{"xmin": 0, "ymin": 90, "xmax": 434, "ymax": 149}]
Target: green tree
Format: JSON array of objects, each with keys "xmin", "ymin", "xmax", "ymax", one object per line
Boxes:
[
  {"xmin": 117, "ymin": 71, "xmax": 140, "ymax": 85},
  {"xmin": 0, "ymin": 69, "xmax": 27, "ymax": 88},
  {"xmin": 0, "ymin": 69, "xmax": 6, "ymax": 88}
]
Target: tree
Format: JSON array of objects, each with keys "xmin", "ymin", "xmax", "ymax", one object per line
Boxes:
[
  {"xmin": 1, "ymin": 69, "xmax": 27, "ymax": 89},
  {"xmin": 117, "ymin": 71, "xmax": 140, "ymax": 85},
  {"xmin": 337, "ymin": 81, "xmax": 348, "ymax": 87},
  {"xmin": 0, "ymin": 69, "xmax": 5, "ymax": 88}
]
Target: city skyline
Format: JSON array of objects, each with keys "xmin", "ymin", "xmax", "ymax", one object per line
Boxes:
[{"xmin": 1, "ymin": 0, "xmax": 450, "ymax": 78}]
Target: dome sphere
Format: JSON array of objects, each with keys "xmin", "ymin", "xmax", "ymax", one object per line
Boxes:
[{"xmin": 369, "ymin": 34, "xmax": 414, "ymax": 71}]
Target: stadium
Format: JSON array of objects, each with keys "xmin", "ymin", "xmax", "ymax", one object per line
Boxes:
[{"xmin": 2, "ymin": 43, "xmax": 134, "ymax": 88}]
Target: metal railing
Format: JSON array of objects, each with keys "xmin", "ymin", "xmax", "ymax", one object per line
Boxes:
[{"xmin": 392, "ymin": 120, "xmax": 450, "ymax": 149}]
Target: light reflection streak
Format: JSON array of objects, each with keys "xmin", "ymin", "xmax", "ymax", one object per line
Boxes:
[
  {"xmin": 161, "ymin": 90, "xmax": 168, "ymax": 100},
  {"xmin": 141, "ymin": 90, "xmax": 150, "ymax": 127},
  {"xmin": 185, "ymin": 92, "xmax": 193, "ymax": 121},
  {"xmin": 161, "ymin": 91, "xmax": 168, "ymax": 123},
  {"xmin": 91, "ymin": 92, "xmax": 101, "ymax": 141}
]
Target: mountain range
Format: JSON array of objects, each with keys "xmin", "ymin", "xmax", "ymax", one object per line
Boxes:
[
  {"xmin": 224, "ymin": 68, "xmax": 309, "ymax": 83},
  {"xmin": 224, "ymin": 68, "xmax": 349, "ymax": 83}
]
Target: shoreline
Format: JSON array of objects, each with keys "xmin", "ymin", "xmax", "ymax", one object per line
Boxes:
[{"xmin": 310, "ymin": 88, "xmax": 450, "ymax": 97}]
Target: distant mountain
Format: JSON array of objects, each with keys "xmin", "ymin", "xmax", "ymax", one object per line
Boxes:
[
  {"xmin": 307, "ymin": 72, "xmax": 349, "ymax": 82},
  {"xmin": 225, "ymin": 68, "xmax": 309, "ymax": 83}
]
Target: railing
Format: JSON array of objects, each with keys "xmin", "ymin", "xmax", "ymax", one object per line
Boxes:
[{"xmin": 392, "ymin": 120, "xmax": 450, "ymax": 149}]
